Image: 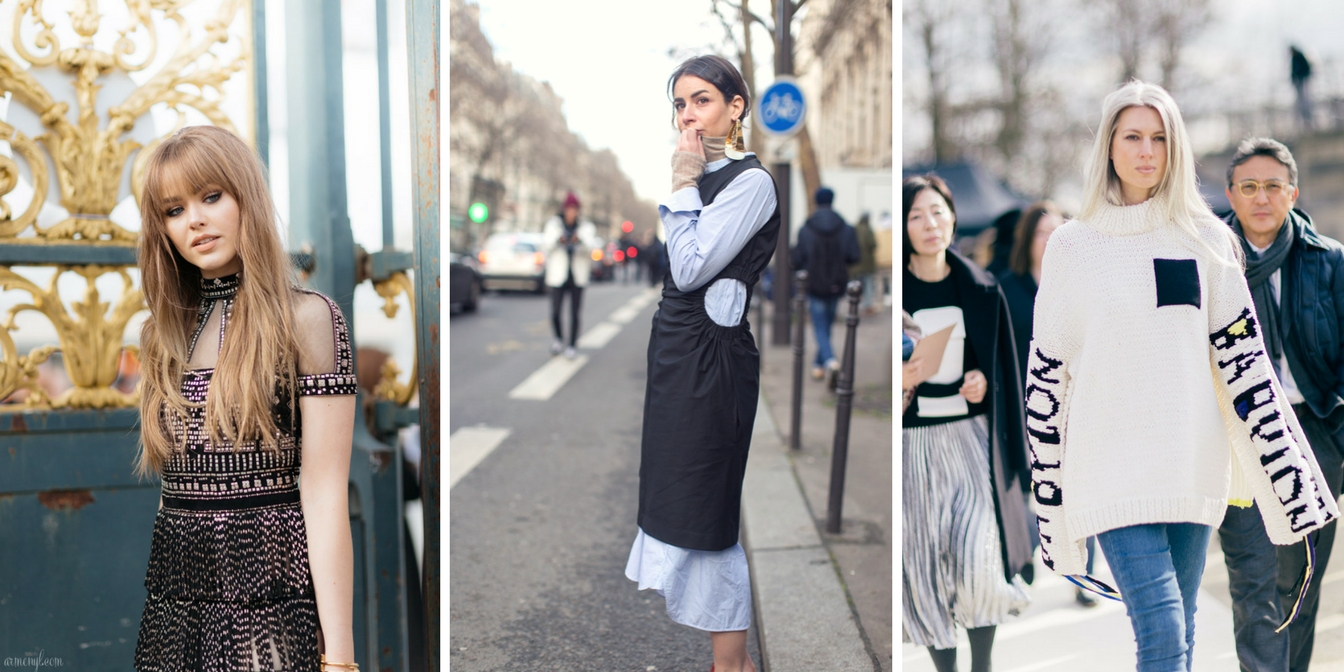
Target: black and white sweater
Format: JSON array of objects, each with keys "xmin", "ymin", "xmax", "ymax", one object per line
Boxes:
[{"xmin": 1025, "ymin": 198, "xmax": 1339, "ymax": 576}]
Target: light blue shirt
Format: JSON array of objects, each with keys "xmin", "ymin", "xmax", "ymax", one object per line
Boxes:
[{"xmin": 658, "ymin": 155, "xmax": 777, "ymax": 326}]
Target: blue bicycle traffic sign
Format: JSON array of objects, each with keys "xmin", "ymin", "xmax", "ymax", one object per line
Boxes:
[{"xmin": 758, "ymin": 78, "xmax": 806, "ymax": 136}]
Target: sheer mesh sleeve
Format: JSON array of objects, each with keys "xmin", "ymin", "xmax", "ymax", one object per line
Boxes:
[{"xmin": 294, "ymin": 290, "xmax": 358, "ymax": 396}]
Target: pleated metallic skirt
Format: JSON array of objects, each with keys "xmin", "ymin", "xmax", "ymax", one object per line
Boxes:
[{"xmin": 903, "ymin": 415, "xmax": 1030, "ymax": 649}]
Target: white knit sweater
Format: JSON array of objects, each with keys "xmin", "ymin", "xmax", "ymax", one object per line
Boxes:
[{"xmin": 1026, "ymin": 198, "xmax": 1340, "ymax": 576}]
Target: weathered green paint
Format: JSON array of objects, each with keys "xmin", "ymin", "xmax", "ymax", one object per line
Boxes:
[
  {"xmin": 285, "ymin": 0, "xmax": 409, "ymax": 668},
  {"xmin": 0, "ymin": 414, "xmax": 155, "ymax": 668},
  {"xmin": 406, "ymin": 0, "xmax": 441, "ymax": 666},
  {"xmin": 0, "ymin": 411, "xmax": 144, "ymax": 492},
  {"xmin": 0, "ymin": 244, "xmax": 137, "ymax": 265},
  {"xmin": 369, "ymin": 249, "xmax": 416, "ymax": 282}
]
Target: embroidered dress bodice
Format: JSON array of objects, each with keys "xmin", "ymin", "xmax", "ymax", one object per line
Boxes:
[{"xmin": 135, "ymin": 274, "xmax": 358, "ymax": 672}]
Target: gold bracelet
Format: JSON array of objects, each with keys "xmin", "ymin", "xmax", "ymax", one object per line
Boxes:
[{"xmin": 320, "ymin": 654, "xmax": 359, "ymax": 671}]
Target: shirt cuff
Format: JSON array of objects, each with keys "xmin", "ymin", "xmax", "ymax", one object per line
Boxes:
[{"xmin": 659, "ymin": 187, "xmax": 704, "ymax": 217}]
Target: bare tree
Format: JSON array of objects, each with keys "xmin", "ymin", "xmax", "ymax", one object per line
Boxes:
[
  {"xmin": 450, "ymin": 0, "xmax": 660, "ymax": 241},
  {"xmin": 711, "ymin": 0, "xmax": 761, "ymax": 154},
  {"xmin": 988, "ymin": 0, "xmax": 1047, "ymax": 164},
  {"xmin": 1096, "ymin": 0, "xmax": 1212, "ymax": 90},
  {"xmin": 904, "ymin": 0, "xmax": 959, "ymax": 163},
  {"xmin": 1099, "ymin": 0, "xmax": 1147, "ymax": 84},
  {"xmin": 709, "ymin": 0, "xmax": 824, "ymax": 213},
  {"xmin": 1153, "ymin": 0, "xmax": 1211, "ymax": 91}
]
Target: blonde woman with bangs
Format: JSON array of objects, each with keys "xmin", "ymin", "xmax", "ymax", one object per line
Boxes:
[
  {"xmin": 1024, "ymin": 80, "xmax": 1339, "ymax": 670},
  {"xmin": 132, "ymin": 125, "xmax": 359, "ymax": 672}
]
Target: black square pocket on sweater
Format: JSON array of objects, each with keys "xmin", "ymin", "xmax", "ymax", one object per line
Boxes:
[{"xmin": 1154, "ymin": 258, "xmax": 1201, "ymax": 308}]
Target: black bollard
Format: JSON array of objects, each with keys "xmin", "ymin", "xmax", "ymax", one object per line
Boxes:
[
  {"xmin": 790, "ymin": 270, "xmax": 808, "ymax": 451},
  {"xmin": 826, "ymin": 281, "xmax": 864, "ymax": 534}
]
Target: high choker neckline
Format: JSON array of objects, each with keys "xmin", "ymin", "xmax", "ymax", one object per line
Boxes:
[{"xmin": 199, "ymin": 273, "xmax": 240, "ymax": 299}]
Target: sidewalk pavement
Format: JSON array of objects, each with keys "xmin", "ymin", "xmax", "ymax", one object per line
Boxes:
[{"xmin": 741, "ymin": 297, "xmax": 893, "ymax": 672}]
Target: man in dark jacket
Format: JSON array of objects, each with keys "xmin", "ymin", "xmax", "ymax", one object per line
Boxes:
[
  {"xmin": 1219, "ymin": 137, "xmax": 1344, "ymax": 672},
  {"xmin": 792, "ymin": 187, "xmax": 860, "ymax": 382}
]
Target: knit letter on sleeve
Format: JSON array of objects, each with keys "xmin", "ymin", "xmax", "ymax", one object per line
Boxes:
[
  {"xmin": 1024, "ymin": 344, "xmax": 1088, "ymax": 574},
  {"xmin": 1025, "ymin": 232, "xmax": 1088, "ymax": 576},
  {"xmin": 1205, "ymin": 243, "xmax": 1341, "ymax": 544}
]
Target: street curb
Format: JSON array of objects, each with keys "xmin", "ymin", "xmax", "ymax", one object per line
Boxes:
[{"xmin": 742, "ymin": 394, "xmax": 873, "ymax": 672}]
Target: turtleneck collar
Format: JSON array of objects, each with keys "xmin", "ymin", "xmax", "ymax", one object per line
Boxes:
[
  {"xmin": 199, "ymin": 272, "xmax": 241, "ymax": 299},
  {"xmin": 1085, "ymin": 198, "xmax": 1164, "ymax": 237},
  {"xmin": 701, "ymin": 135, "xmax": 728, "ymax": 163}
]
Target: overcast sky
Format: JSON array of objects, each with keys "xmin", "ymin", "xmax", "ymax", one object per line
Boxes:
[{"xmin": 473, "ymin": 0, "xmax": 775, "ymax": 204}]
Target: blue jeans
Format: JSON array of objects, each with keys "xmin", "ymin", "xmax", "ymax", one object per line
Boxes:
[
  {"xmin": 1218, "ymin": 503, "xmax": 1288, "ymax": 672},
  {"xmin": 858, "ymin": 273, "xmax": 877, "ymax": 311},
  {"xmin": 809, "ymin": 294, "xmax": 840, "ymax": 367},
  {"xmin": 1097, "ymin": 523, "xmax": 1212, "ymax": 672}
]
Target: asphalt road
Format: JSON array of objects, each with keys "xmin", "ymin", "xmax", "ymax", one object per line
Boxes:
[{"xmin": 449, "ymin": 282, "xmax": 764, "ymax": 671}]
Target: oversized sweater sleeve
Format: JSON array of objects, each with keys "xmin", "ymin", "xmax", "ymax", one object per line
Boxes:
[
  {"xmin": 1204, "ymin": 228, "xmax": 1341, "ymax": 544},
  {"xmin": 1024, "ymin": 229, "xmax": 1089, "ymax": 575}
]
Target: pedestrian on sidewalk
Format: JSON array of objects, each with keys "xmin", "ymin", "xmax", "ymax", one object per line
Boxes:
[
  {"xmin": 642, "ymin": 229, "xmax": 665, "ymax": 287},
  {"xmin": 1291, "ymin": 45, "xmax": 1314, "ymax": 131},
  {"xmin": 132, "ymin": 126, "xmax": 359, "ymax": 670},
  {"xmin": 541, "ymin": 191, "xmax": 598, "ymax": 359},
  {"xmin": 853, "ymin": 213, "xmax": 880, "ymax": 314},
  {"xmin": 902, "ymin": 173, "xmax": 1032, "ymax": 672},
  {"xmin": 999, "ymin": 200, "xmax": 1101, "ymax": 607},
  {"xmin": 1025, "ymin": 80, "xmax": 1339, "ymax": 672},
  {"xmin": 626, "ymin": 54, "xmax": 779, "ymax": 672},
  {"xmin": 1216, "ymin": 137, "xmax": 1344, "ymax": 672},
  {"xmin": 791, "ymin": 186, "xmax": 860, "ymax": 384}
]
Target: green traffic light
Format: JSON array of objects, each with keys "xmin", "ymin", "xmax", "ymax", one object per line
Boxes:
[{"xmin": 468, "ymin": 202, "xmax": 489, "ymax": 223}]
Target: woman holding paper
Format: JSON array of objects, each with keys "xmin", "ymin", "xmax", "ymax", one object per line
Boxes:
[{"xmin": 902, "ymin": 173, "xmax": 1032, "ymax": 672}]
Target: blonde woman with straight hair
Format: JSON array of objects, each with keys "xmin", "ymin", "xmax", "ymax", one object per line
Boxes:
[
  {"xmin": 1025, "ymin": 80, "xmax": 1338, "ymax": 670},
  {"xmin": 133, "ymin": 125, "xmax": 360, "ymax": 672}
]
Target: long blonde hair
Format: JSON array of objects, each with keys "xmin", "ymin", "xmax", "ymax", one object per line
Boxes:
[
  {"xmin": 136, "ymin": 126, "xmax": 302, "ymax": 476},
  {"xmin": 1079, "ymin": 80, "xmax": 1241, "ymax": 265}
]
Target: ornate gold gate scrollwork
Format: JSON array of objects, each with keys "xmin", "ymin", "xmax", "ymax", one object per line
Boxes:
[
  {"xmin": 0, "ymin": 266, "xmax": 143, "ymax": 408},
  {"xmin": 371, "ymin": 271, "xmax": 416, "ymax": 406},
  {"xmin": 0, "ymin": 0, "xmax": 253, "ymax": 408}
]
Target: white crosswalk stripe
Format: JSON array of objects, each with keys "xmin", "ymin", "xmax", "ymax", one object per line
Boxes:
[
  {"xmin": 508, "ymin": 287, "xmax": 659, "ymax": 400},
  {"xmin": 449, "ymin": 426, "xmax": 512, "ymax": 488},
  {"xmin": 575, "ymin": 322, "xmax": 622, "ymax": 349},
  {"xmin": 507, "ymin": 354, "xmax": 590, "ymax": 400}
]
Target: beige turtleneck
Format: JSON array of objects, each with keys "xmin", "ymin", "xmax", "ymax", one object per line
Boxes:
[{"xmin": 670, "ymin": 136, "xmax": 728, "ymax": 192}]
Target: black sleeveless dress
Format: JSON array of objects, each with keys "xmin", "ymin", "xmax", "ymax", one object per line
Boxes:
[
  {"xmin": 637, "ymin": 156, "xmax": 781, "ymax": 552},
  {"xmin": 134, "ymin": 274, "xmax": 358, "ymax": 672}
]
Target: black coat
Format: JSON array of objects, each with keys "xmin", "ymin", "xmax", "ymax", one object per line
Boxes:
[
  {"xmin": 945, "ymin": 248, "xmax": 1033, "ymax": 581},
  {"xmin": 997, "ymin": 270, "xmax": 1038, "ymax": 381},
  {"xmin": 790, "ymin": 207, "xmax": 861, "ymax": 294},
  {"xmin": 1236, "ymin": 209, "xmax": 1344, "ymax": 435}
]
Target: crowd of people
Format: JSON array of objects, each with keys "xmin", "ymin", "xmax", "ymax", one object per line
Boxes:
[{"xmin": 903, "ymin": 79, "xmax": 1344, "ymax": 672}]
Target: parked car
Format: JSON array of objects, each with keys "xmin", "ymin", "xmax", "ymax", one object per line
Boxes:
[
  {"xmin": 448, "ymin": 252, "xmax": 482, "ymax": 312},
  {"xmin": 478, "ymin": 232, "xmax": 546, "ymax": 293},
  {"xmin": 588, "ymin": 236, "xmax": 614, "ymax": 282}
]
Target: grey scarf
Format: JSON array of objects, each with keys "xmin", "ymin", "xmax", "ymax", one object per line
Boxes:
[{"xmin": 1233, "ymin": 214, "xmax": 1295, "ymax": 363}]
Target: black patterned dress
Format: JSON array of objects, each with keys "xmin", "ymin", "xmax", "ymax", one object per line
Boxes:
[{"xmin": 135, "ymin": 274, "xmax": 358, "ymax": 672}]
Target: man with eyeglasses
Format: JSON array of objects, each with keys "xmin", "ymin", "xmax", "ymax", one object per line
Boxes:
[{"xmin": 1218, "ymin": 137, "xmax": 1344, "ymax": 672}]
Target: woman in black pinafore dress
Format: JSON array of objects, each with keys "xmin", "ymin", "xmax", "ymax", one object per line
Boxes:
[{"xmin": 625, "ymin": 55, "xmax": 780, "ymax": 672}]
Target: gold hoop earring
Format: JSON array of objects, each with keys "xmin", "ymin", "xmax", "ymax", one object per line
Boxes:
[{"xmin": 725, "ymin": 119, "xmax": 746, "ymax": 160}]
